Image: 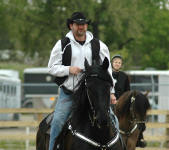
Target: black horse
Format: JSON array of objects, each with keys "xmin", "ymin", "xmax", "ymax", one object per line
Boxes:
[{"xmin": 36, "ymin": 57, "xmax": 125, "ymax": 150}]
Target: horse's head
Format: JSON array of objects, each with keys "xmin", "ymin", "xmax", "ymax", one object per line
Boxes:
[
  {"xmin": 131, "ymin": 91, "xmax": 151, "ymax": 123},
  {"xmin": 116, "ymin": 90, "xmax": 151, "ymax": 123},
  {"xmin": 84, "ymin": 57, "xmax": 113, "ymax": 128}
]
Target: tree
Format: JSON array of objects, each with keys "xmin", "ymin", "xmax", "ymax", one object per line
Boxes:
[
  {"xmin": 1, "ymin": 0, "xmax": 168, "ymax": 69},
  {"xmin": 129, "ymin": 0, "xmax": 169, "ymax": 69},
  {"xmin": 0, "ymin": 1, "xmax": 13, "ymax": 49}
]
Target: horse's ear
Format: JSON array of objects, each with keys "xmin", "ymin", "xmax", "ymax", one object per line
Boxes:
[
  {"xmin": 102, "ymin": 57, "xmax": 109, "ymax": 70},
  {"xmin": 85, "ymin": 58, "xmax": 90, "ymax": 70},
  {"xmin": 144, "ymin": 90, "xmax": 150, "ymax": 97},
  {"xmin": 133, "ymin": 90, "xmax": 137, "ymax": 97}
]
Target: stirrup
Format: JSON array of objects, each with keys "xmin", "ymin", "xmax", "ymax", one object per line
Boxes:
[{"xmin": 56, "ymin": 144, "xmax": 60, "ymax": 150}]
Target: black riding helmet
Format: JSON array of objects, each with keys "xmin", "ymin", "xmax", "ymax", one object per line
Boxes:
[{"xmin": 111, "ymin": 54, "xmax": 123, "ymax": 61}]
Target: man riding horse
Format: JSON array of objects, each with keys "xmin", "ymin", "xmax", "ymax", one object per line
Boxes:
[{"xmin": 47, "ymin": 12, "xmax": 118, "ymax": 150}]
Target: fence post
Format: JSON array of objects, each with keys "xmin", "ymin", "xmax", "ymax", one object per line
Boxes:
[
  {"xmin": 25, "ymin": 127, "xmax": 30, "ymax": 150},
  {"xmin": 37, "ymin": 113, "xmax": 43, "ymax": 122},
  {"xmin": 166, "ymin": 115, "xmax": 169, "ymax": 148}
]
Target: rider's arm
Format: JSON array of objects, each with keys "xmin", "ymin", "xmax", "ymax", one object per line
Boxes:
[{"xmin": 48, "ymin": 40, "xmax": 70, "ymax": 77}]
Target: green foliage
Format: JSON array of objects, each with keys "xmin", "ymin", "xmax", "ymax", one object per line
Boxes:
[
  {"xmin": 137, "ymin": 8, "xmax": 169, "ymax": 69},
  {"xmin": 0, "ymin": 0, "xmax": 169, "ymax": 69}
]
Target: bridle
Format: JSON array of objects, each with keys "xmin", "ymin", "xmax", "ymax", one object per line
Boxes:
[
  {"xmin": 130, "ymin": 96, "xmax": 146, "ymax": 124},
  {"xmin": 85, "ymin": 74, "xmax": 110, "ymax": 127},
  {"xmin": 119, "ymin": 93, "xmax": 146, "ymax": 137},
  {"xmin": 68, "ymin": 73, "xmax": 120, "ymax": 150}
]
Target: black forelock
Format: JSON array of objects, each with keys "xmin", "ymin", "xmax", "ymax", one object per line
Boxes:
[
  {"xmin": 116, "ymin": 90, "xmax": 151, "ymax": 117},
  {"xmin": 135, "ymin": 92, "xmax": 151, "ymax": 115},
  {"xmin": 85, "ymin": 65, "xmax": 113, "ymax": 86}
]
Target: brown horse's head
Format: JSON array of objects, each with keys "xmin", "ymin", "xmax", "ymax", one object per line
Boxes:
[
  {"xmin": 116, "ymin": 90, "xmax": 151, "ymax": 122},
  {"xmin": 115, "ymin": 90, "xmax": 151, "ymax": 150}
]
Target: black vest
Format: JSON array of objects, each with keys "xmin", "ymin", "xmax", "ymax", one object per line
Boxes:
[{"xmin": 54, "ymin": 37, "xmax": 100, "ymax": 86}]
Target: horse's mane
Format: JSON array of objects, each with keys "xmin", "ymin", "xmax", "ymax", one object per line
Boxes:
[
  {"xmin": 71, "ymin": 62, "xmax": 113, "ymax": 124},
  {"xmin": 72, "ymin": 73, "xmax": 87, "ymax": 120},
  {"xmin": 116, "ymin": 90, "xmax": 151, "ymax": 118}
]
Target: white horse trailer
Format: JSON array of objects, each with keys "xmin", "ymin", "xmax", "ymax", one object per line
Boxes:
[
  {"xmin": 0, "ymin": 70, "xmax": 21, "ymax": 120},
  {"xmin": 22, "ymin": 68, "xmax": 59, "ymax": 108}
]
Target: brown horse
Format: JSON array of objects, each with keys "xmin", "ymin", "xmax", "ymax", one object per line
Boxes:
[
  {"xmin": 115, "ymin": 90, "xmax": 151, "ymax": 150},
  {"xmin": 36, "ymin": 57, "xmax": 126, "ymax": 150}
]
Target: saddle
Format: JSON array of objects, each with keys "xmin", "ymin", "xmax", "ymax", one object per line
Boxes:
[
  {"xmin": 38, "ymin": 112, "xmax": 70, "ymax": 150},
  {"xmin": 39, "ymin": 112, "xmax": 54, "ymax": 134}
]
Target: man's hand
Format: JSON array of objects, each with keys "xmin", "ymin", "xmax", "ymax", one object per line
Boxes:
[
  {"xmin": 69, "ymin": 66, "xmax": 82, "ymax": 75},
  {"xmin": 110, "ymin": 93, "xmax": 117, "ymax": 104}
]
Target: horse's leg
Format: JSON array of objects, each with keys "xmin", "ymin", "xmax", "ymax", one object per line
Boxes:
[
  {"xmin": 45, "ymin": 134, "xmax": 50, "ymax": 150},
  {"xmin": 52, "ymin": 130, "xmax": 73, "ymax": 150},
  {"xmin": 64, "ymin": 131, "xmax": 73, "ymax": 150}
]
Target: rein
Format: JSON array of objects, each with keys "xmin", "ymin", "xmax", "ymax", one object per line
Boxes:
[{"xmin": 85, "ymin": 76, "xmax": 98, "ymax": 126}]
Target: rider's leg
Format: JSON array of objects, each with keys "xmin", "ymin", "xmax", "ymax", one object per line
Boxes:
[
  {"xmin": 49, "ymin": 88, "xmax": 73, "ymax": 150},
  {"xmin": 110, "ymin": 107, "xmax": 119, "ymax": 130},
  {"xmin": 110, "ymin": 107, "xmax": 126, "ymax": 149}
]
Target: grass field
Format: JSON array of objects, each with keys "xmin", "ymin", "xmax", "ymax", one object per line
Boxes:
[
  {"xmin": 0, "ymin": 140, "xmax": 35, "ymax": 150},
  {"xmin": 0, "ymin": 140, "xmax": 168, "ymax": 150}
]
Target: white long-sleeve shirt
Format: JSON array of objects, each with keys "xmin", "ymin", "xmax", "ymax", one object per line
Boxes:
[{"xmin": 48, "ymin": 31, "xmax": 115, "ymax": 93}]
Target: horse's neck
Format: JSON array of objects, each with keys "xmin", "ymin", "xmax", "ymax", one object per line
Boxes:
[
  {"xmin": 71, "ymin": 115, "xmax": 115, "ymax": 144},
  {"xmin": 71, "ymin": 96, "xmax": 116, "ymax": 142},
  {"xmin": 119, "ymin": 115, "xmax": 136, "ymax": 132}
]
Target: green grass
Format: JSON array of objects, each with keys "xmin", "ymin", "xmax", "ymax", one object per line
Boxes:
[
  {"xmin": 147, "ymin": 141, "xmax": 169, "ymax": 148},
  {"xmin": 0, "ymin": 140, "xmax": 35, "ymax": 150},
  {"xmin": 0, "ymin": 140, "xmax": 167, "ymax": 149}
]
